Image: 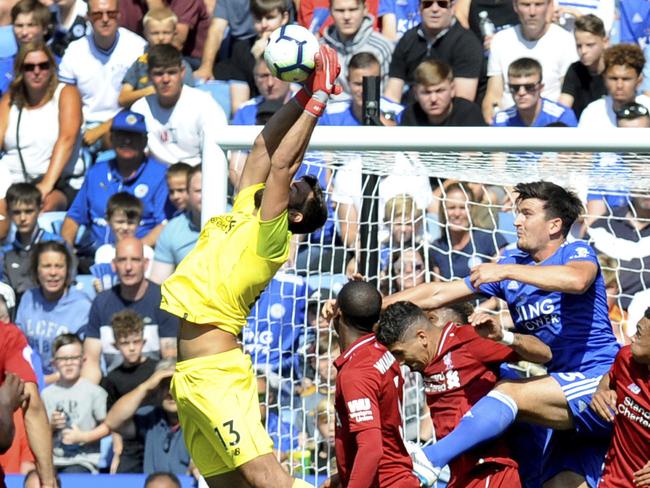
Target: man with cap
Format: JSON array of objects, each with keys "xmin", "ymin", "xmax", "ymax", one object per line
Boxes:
[{"xmin": 61, "ymin": 109, "xmax": 169, "ymax": 253}]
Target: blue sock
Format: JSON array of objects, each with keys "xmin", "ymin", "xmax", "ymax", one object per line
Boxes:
[{"xmin": 423, "ymin": 390, "xmax": 518, "ymax": 467}]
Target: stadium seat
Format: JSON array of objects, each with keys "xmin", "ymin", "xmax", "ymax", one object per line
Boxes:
[
  {"xmin": 38, "ymin": 211, "xmax": 67, "ymax": 234},
  {"xmin": 196, "ymin": 80, "xmax": 231, "ymax": 120},
  {"xmin": 74, "ymin": 274, "xmax": 97, "ymax": 300}
]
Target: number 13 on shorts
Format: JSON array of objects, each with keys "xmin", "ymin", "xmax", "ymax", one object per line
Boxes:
[{"xmin": 215, "ymin": 420, "xmax": 242, "ymax": 458}]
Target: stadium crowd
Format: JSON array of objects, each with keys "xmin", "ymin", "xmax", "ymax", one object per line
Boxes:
[{"xmin": 0, "ymin": 0, "xmax": 649, "ymax": 486}]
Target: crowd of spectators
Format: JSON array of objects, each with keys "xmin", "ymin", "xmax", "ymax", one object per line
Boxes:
[{"xmin": 0, "ymin": 0, "xmax": 649, "ymax": 485}]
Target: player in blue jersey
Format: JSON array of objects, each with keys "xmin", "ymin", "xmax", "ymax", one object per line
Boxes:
[{"xmin": 384, "ymin": 180, "xmax": 620, "ymax": 488}]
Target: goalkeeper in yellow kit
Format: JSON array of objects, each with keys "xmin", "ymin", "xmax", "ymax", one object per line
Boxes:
[{"xmin": 160, "ymin": 45, "xmax": 341, "ymax": 488}]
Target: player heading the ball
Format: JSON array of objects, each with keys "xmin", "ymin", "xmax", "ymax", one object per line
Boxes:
[{"xmin": 160, "ymin": 46, "xmax": 341, "ymax": 488}]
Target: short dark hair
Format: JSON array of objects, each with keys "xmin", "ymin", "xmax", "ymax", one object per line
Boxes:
[
  {"xmin": 287, "ymin": 175, "xmax": 328, "ymax": 234},
  {"xmin": 11, "ymin": 0, "xmax": 50, "ymax": 31},
  {"xmin": 574, "ymin": 14, "xmax": 606, "ymax": 37},
  {"xmin": 376, "ymin": 301, "xmax": 428, "ymax": 346},
  {"xmin": 111, "ymin": 309, "xmax": 144, "ymax": 341},
  {"xmin": 30, "ymin": 241, "xmax": 74, "ymax": 288},
  {"xmin": 5, "ymin": 182, "xmax": 42, "ymax": 209},
  {"xmin": 144, "ymin": 472, "xmax": 181, "ymax": 488},
  {"xmin": 337, "ymin": 281, "xmax": 382, "ymax": 333},
  {"xmin": 250, "ymin": 0, "xmax": 289, "ymax": 19},
  {"xmin": 106, "ymin": 192, "xmax": 143, "ymax": 221},
  {"xmin": 148, "ymin": 43, "xmax": 182, "ymax": 71},
  {"xmin": 348, "ymin": 52, "xmax": 380, "ymax": 72},
  {"xmin": 52, "ymin": 332, "xmax": 83, "ymax": 354},
  {"xmin": 604, "ymin": 44, "xmax": 645, "ymax": 75},
  {"xmin": 508, "ymin": 57, "xmax": 543, "ymax": 80},
  {"xmin": 167, "ymin": 162, "xmax": 192, "ymax": 179},
  {"xmin": 514, "ymin": 181, "xmax": 583, "ymax": 237}
]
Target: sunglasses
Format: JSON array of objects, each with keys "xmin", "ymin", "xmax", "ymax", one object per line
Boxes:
[
  {"xmin": 615, "ymin": 103, "xmax": 649, "ymax": 120},
  {"xmin": 508, "ymin": 82, "xmax": 540, "ymax": 94},
  {"xmin": 23, "ymin": 61, "xmax": 50, "ymax": 72},
  {"xmin": 89, "ymin": 10, "xmax": 119, "ymax": 22},
  {"xmin": 421, "ymin": 0, "xmax": 452, "ymax": 8}
]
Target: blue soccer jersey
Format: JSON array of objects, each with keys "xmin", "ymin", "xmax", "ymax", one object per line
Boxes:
[
  {"xmin": 492, "ymin": 98, "xmax": 578, "ymax": 127},
  {"xmin": 464, "ymin": 240, "xmax": 619, "ymax": 375}
]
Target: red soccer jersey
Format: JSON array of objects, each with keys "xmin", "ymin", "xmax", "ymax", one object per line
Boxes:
[
  {"xmin": 0, "ymin": 323, "xmax": 37, "ymax": 483},
  {"xmin": 422, "ymin": 323, "xmax": 520, "ymax": 487},
  {"xmin": 334, "ymin": 334, "xmax": 419, "ymax": 488},
  {"xmin": 599, "ymin": 346, "xmax": 650, "ymax": 488}
]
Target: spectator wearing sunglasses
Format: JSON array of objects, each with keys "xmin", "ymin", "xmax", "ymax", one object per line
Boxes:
[
  {"xmin": 493, "ymin": 57, "xmax": 577, "ymax": 126},
  {"xmin": 385, "ymin": 0, "xmax": 483, "ymax": 104},
  {"xmin": 481, "ymin": 0, "xmax": 577, "ymax": 123},
  {"xmin": 0, "ymin": 42, "xmax": 84, "ymax": 211},
  {"xmin": 615, "ymin": 101, "xmax": 650, "ymax": 127},
  {"xmin": 579, "ymin": 44, "xmax": 650, "ymax": 128},
  {"xmin": 58, "ymin": 0, "xmax": 146, "ymax": 152}
]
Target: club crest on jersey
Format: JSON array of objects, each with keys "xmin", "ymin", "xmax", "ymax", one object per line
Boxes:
[
  {"xmin": 629, "ymin": 383, "xmax": 641, "ymax": 395},
  {"xmin": 570, "ymin": 246, "xmax": 590, "ymax": 260}
]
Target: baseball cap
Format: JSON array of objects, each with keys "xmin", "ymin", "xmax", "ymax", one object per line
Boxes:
[
  {"xmin": 111, "ymin": 110, "xmax": 147, "ymax": 134},
  {"xmin": 307, "ymin": 288, "xmax": 336, "ymax": 309}
]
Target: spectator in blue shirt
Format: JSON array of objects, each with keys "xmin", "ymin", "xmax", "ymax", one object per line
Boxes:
[
  {"xmin": 2, "ymin": 183, "xmax": 64, "ymax": 298},
  {"xmin": 493, "ymin": 57, "xmax": 578, "ymax": 127},
  {"xmin": 150, "ymin": 166, "xmax": 202, "ymax": 285},
  {"xmin": 320, "ymin": 52, "xmax": 405, "ymax": 127},
  {"xmin": 61, "ymin": 110, "xmax": 168, "ymax": 253},
  {"xmin": 15, "ymin": 241, "xmax": 91, "ymax": 385}
]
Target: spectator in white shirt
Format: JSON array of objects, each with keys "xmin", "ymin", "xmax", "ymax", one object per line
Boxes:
[
  {"xmin": 481, "ymin": 0, "xmax": 577, "ymax": 123},
  {"xmin": 58, "ymin": 0, "xmax": 146, "ymax": 149},
  {"xmin": 579, "ymin": 43, "xmax": 650, "ymax": 128},
  {"xmin": 130, "ymin": 44, "xmax": 227, "ymax": 166}
]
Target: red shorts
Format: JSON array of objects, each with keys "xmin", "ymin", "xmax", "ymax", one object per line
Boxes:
[{"xmin": 451, "ymin": 462, "xmax": 522, "ymax": 488}]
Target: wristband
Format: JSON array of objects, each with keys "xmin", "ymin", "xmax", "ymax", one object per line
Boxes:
[
  {"xmin": 294, "ymin": 88, "xmax": 326, "ymax": 117},
  {"xmin": 499, "ymin": 330, "xmax": 515, "ymax": 346}
]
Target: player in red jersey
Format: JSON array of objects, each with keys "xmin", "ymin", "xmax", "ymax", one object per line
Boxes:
[
  {"xmin": 325, "ymin": 281, "xmax": 421, "ymax": 488},
  {"xmin": 0, "ymin": 322, "xmax": 56, "ymax": 487},
  {"xmin": 376, "ymin": 301, "xmax": 553, "ymax": 488},
  {"xmin": 591, "ymin": 306, "xmax": 650, "ymax": 488}
]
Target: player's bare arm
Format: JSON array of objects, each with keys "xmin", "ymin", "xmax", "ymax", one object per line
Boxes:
[
  {"xmin": 382, "ymin": 279, "xmax": 477, "ymax": 310},
  {"xmin": 469, "ymin": 260, "xmax": 598, "ymax": 294},
  {"xmin": 589, "ymin": 373, "xmax": 616, "ymax": 423},
  {"xmin": 470, "ymin": 312, "xmax": 552, "ymax": 364}
]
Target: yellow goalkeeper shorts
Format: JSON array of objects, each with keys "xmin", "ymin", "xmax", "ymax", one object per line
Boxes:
[{"xmin": 170, "ymin": 348, "xmax": 274, "ymax": 477}]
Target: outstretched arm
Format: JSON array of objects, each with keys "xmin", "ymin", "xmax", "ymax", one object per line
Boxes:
[
  {"xmin": 382, "ymin": 279, "xmax": 477, "ymax": 310},
  {"xmin": 238, "ymin": 46, "xmax": 341, "ymax": 194}
]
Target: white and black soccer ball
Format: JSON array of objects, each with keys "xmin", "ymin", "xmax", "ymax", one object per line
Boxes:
[{"xmin": 263, "ymin": 24, "xmax": 319, "ymax": 83}]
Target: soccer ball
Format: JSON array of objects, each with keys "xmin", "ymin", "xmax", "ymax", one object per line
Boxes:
[{"xmin": 264, "ymin": 24, "xmax": 319, "ymax": 83}]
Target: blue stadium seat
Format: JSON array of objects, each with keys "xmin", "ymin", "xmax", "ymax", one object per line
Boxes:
[
  {"xmin": 196, "ymin": 80, "xmax": 231, "ymax": 120},
  {"xmin": 38, "ymin": 211, "xmax": 66, "ymax": 234},
  {"xmin": 74, "ymin": 274, "xmax": 97, "ymax": 300}
]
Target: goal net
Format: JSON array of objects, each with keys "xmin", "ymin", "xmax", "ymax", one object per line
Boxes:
[{"xmin": 210, "ymin": 126, "xmax": 650, "ymax": 483}]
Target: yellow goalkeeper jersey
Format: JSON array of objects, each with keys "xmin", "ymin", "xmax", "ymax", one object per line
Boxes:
[{"xmin": 160, "ymin": 183, "xmax": 291, "ymax": 336}]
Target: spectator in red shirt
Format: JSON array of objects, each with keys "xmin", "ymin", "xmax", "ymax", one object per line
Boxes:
[
  {"xmin": 376, "ymin": 301, "xmax": 552, "ymax": 488},
  {"xmin": 0, "ymin": 323, "xmax": 56, "ymax": 487},
  {"xmin": 591, "ymin": 306, "xmax": 650, "ymax": 488},
  {"xmin": 326, "ymin": 280, "xmax": 420, "ymax": 488}
]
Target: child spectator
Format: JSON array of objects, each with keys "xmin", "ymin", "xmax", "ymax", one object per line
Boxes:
[
  {"xmin": 118, "ymin": 7, "xmax": 194, "ymax": 109},
  {"xmin": 311, "ymin": 397, "xmax": 336, "ymax": 476},
  {"xmin": 2, "ymin": 183, "xmax": 63, "ymax": 298},
  {"xmin": 16, "ymin": 241, "xmax": 90, "ymax": 385},
  {"xmin": 93, "ymin": 192, "xmax": 155, "ymax": 282},
  {"xmin": 100, "ymin": 309, "xmax": 158, "ymax": 473},
  {"xmin": 559, "ymin": 14, "xmax": 608, "ymax": 119},
  {"xmin": 41, "ymin": 333, "xmax": 107, "ymax": 474},
  {"xmin": 164, "ymin": 162, "xmax": 192, "ymax": 219},
  {"xmin": 381, "ymin": 194, "xmax": 426, "ymax": 268}
]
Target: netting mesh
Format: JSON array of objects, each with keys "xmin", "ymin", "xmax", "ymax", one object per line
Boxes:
[{"xmin": 232, "ymin": 146, "xmax": 650, "ymax": 481}]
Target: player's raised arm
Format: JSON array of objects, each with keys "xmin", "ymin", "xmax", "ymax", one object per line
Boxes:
[
  {"xmin": 382, "ymin": 279, "xmax": 477, "ymax": 310},
  {"xmin": 260, "ymin": 46, "xmax": 341, "ymax": 224}
]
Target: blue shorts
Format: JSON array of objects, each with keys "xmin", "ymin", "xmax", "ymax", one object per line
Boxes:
[{"xmin": 541, "ymin": 372, "xmax": 612, "ymax": 487}]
